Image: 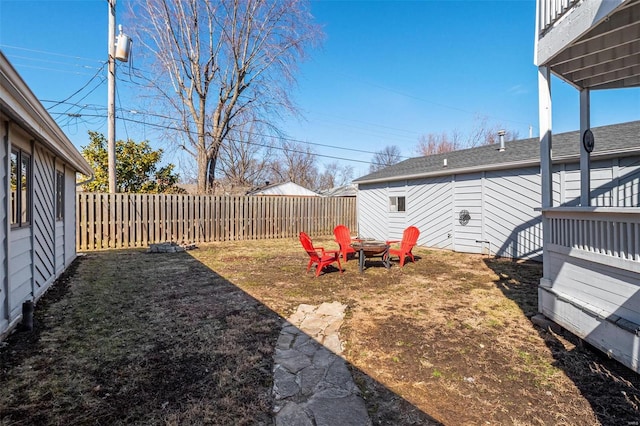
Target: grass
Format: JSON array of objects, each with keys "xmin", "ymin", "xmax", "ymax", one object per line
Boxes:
[{"xmin": 1, "ymin": 237, "xmax": 639, "ymax": 425}]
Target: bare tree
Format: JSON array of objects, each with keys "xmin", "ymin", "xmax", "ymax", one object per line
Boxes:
[
  {"xmin": 317, "ymin": 161, "xmax": 354, "ymax": 191},
  {"xmin": 132, "ymin": 0, "xmax": 322, "ymax": 193},
  {"xmin": 415, "ymin": 131, "xmax": 462, "ymax": 156},
  {"xmin": 369, "ymin": 145, "xmax": 402, "ymax": 173},
  {"xmin": 467, "ymin": 115, "xmax": 520, "ymax": 147},
  {"xmin": 268, "ymin": 140, "xmax": 318, "ymax": 189},
  {"xmin": 415, "ymin": 118, "xmax": 521, "ymax": 157},
  {"xmin": 216, "ymin": 121, "xmax": 274, "ymax": 190}
]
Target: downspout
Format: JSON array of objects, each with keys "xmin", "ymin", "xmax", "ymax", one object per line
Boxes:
[
  {"xmin": 29, "ymin": 139, "xmax": 35, "ymax": 300},
  {"xmin": 76, "ymin": 173, "xmax": 95, "ymax": 188}
]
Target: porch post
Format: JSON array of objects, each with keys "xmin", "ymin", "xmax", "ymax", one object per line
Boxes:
[
  {"xmin": 580, "ymin": 88, "xmax": 591, "ymax": 206},
  {"xmin": 538, "ymin": 66, "xmax": 552, "ymax": 289},
  {"xmin": 538, "ymin": 66, "xmax": 552, "ymax": 209}
]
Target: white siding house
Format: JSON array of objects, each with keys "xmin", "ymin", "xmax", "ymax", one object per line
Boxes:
[
  {"xmin": 246, "ymin": 181, "xmax": 319, "ymax": 197},
  {"xmin": 353, "ymin": 121, "xmax": 639, "ymax": 261},
  {"xmin": 0, "ymin": 51, "xmax": 93, "ymax": 338},
  {"xmin": 535, "ymin": 0, "xmax": 640, "ymax": 373}
]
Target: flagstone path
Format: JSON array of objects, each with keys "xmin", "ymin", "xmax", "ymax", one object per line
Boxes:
[{"xmin": 272, "ymin": 301, "xmax": 371, "ymax": 426}]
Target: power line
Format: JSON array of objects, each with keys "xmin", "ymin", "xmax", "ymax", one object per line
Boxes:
[
  {"xmin": 117, "ymin": 87, "xmax": 130, "ymax": 141},
  {"xmin": 51, "ymin": 111, "xmax": 388, "ymax": 166},
  {"xmin": 3, "ymin": 43, "xmax": 536, "ymax": 133},
  {"xmin": 5, "ymin": 63, "xmax": 100, "ymax": 77},
  {"xmin": 0, "ymin": 44, "xmax": 103, "ymax": 64},
  {"xmin": 46, "ymin": 102, "xmax": 409, "ymax": 159},
  {"xmin": 7, "ymin": 54, "xmax": 104, "ymax": 71},
  {"xmin": 56, "ymin": 78, "xmax": 107, "ymax": 128},
  {"xmin": 45, "ymin": 62, "xmax": 108, "ymax": 111}
]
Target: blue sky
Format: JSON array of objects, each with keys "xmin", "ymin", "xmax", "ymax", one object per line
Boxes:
[{"xmin": 1, "ymin": 0, "xmax": 639, "ymax": 179}]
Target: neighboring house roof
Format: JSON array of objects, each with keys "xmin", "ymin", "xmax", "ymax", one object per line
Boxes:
[
  {"xmin": 320, "ymin": 184, "xmax": 357, "ymax": 197},
  {"xmin": 0, "ymin": 51, "xmax": 93, "ymax": 176},
  {"xmin": 246, "ymin": 181, "xmax": 319, "ymax": 196},
  {"xmin": 354, "ymin": 120, "xmax": 640, "ymax": 184}
]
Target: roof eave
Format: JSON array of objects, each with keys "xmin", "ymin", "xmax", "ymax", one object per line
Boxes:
[
  {"xmin": 0, "ymin": 52, "xmax": 93, "ymax": 177},
  {"xmin": 354, "ymin": 146, "xmax": 640, "ymax": 185},
  {"xmin": 354, "ymin": 159, "xmax": 541, "ymax": 185}
]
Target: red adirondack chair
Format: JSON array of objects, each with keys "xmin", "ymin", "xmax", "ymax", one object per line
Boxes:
[
  {"xmin": 333, "ymin": 225, "xmax": 358, "ymax": 262},
  {"xmin": 299, "ymin": 232, "xmax": 343, "ymax": 277},
  {"xmin": 386, "ymin": 226, "xmax": 420, "ymax": 267}
]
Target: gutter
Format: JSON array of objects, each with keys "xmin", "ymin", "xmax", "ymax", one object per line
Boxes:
[
  {"xmin": 1, "ymin": 52, "xmax": 93, "ymax": 176},
  {"xmin": 76, "ymin": 173, "xmax": 95, "ymax": 188}
]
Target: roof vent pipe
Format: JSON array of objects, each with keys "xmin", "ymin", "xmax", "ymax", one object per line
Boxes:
[{"xmin": 498, "ymin": 130, "xmax": 506, "ymax": 152}]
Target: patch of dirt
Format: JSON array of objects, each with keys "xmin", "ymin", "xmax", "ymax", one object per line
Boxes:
[{"xmin": 1, "ymin": 239, "xmax": 639, "ymax": 425}]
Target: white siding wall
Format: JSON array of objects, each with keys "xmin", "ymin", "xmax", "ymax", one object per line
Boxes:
[
  {"xmin": 357, "ymin": 183, "xmax": 388, "ymax": 240},
  {"xmin": 557, "ymin": 158, "xmax": 640, "ymax": 208},
  {"xmin": 9, "ymin": 227, "xmax": 32, "ymax": 321},
  {"xmin": 453, "ymin": 173, "xmax": 483, "ymax": 254},
  {"xmin": 613, "ymin": 157, "xmax": 640, "ymax": 207},
  {"xmin": 387, "ymin": 181, "xmax": 407, "ymax": 240},
  {"xmin": 33, "ymin": 145, "xmax": 56, "ymax": 298},
  {"xmin": 1, "ymin": 121, "xmax": 82, "ymax": 337},
  {"xmin": 55, "ymin": 221, "xmax": 65, "ymax": 274},
  {"xmin": 485, "ymin": 167, "xmax": 542, "ymax": 260},
  {"xmin": 563, "ymin": 162, "xmax": 616, "ymax": 207},
  {"xmin": 407, "ymin": 176, "xmax": 453, "ymax": 249},
  {"xmin": 562, "ymin": 163, "xmax": 582, "ymax": 206},
  {"xmin": 544, "ymin": 252, "xmax": 640, "ymax": 324},
  {"xmin": 7, "ymin": 125, "xmax": 33, "ymax": 323},
  {"xmin": 552, "ymin": 164, "xmax": 564, "ymax": 205},
  {"xmin": 618, "ymin": 157, "xmax": 640, "ymax": 207}
]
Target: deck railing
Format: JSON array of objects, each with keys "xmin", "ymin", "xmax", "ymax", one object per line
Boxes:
[
  {"xmin": 544, "ymin": 207, "xmax": 640, "ymax": 263},
  {"xmin": 76, "ymin": 192, "xmax": 356, "ymax": 251},
  {"xmin": 538, "ymin": 0, "xmax": 580, "ymax": 34}
]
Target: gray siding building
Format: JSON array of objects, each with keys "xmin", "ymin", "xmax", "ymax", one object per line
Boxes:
[
  {"xmin": 353, "ymin": 121, "xmax": 640, "ymax": 261},
  {"xmin": 0, "ymin": 52, "xmax": 93, "ymax": 338}
]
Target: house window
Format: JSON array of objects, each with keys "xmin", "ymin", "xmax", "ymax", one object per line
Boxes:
[
  {"xmin": 389, "ymin": 196, "xmax": 406, "ymax": 212},
  {"xmin": 56, "ymin": 170, "xmax": 64, "ymax": 221},
  {"xmin": 11, "ymin": 149, "xmax": 31, "ymax": 227}
]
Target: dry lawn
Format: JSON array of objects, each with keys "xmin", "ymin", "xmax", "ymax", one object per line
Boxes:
[{"xmin": 1, "ymin": 238, "xmax": 639, "ymax": 425}]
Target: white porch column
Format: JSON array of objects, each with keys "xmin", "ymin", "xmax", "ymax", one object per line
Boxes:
[
  {"xmin": 539, "ymin": 66, "xmax": 553, "ymax": 209},
  {"xmin": 538, "ymin": 66, "xmax": 552, "ymax": 291},
  {"xmin": 580, "ymin": 88, "xmax": 591, "ymax": 207}
]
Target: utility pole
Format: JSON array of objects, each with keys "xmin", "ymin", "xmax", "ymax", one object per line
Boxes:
[{"xmin": 107, "ymin": 0, "xmax": 117, "ymax": 193}]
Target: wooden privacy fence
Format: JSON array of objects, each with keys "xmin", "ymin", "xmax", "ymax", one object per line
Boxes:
[{"xmin": 76, "ymin": 193, "xmax": 357, "ymax": 251}]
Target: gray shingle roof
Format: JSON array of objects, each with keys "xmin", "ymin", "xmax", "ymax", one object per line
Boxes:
[{"xmin": 354, "ymin": 121, "xmax": 640, "ymax": 184}]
